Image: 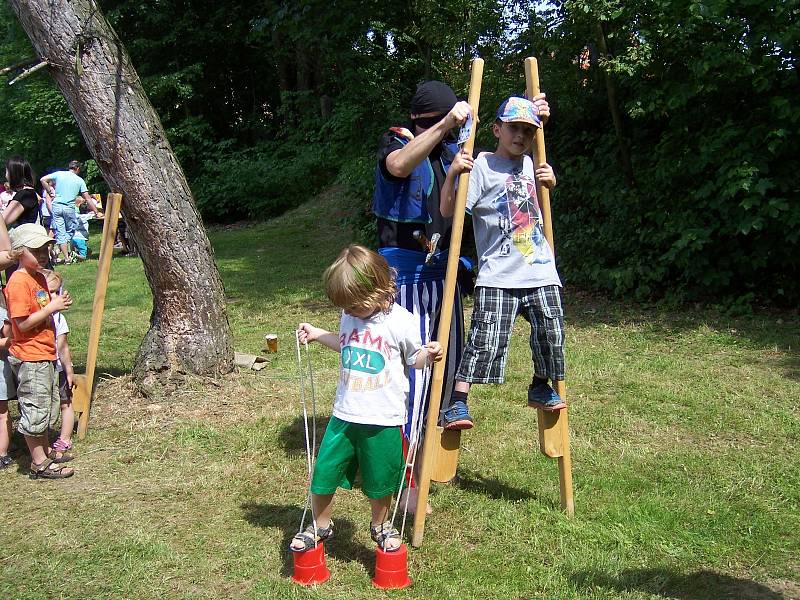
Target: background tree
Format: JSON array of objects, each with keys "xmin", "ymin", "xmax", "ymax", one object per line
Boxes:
[{"xmin": 6, "ymin": 0, "xmax": 234, "ymax": 395}]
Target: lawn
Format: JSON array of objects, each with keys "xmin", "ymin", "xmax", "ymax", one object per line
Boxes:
[{"xmin": 2, "ymin": 188, "xmax": 798, "ymax": 599}]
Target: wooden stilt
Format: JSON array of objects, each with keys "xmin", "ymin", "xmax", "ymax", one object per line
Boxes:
[
  {"xmin": 412, "ymin": 58, "xmax": 484, "ymax": 547},
  {"xmin": 525, "ymin": 57, "xmax": 575, "ymax": 516},
  {"xmin": 74, "ymin": 192, "xmax": 122, "ymax": 440}
]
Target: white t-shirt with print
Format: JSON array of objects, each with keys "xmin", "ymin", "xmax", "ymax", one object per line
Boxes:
[
  {"xmin": 466, "ymin": 153, "xmax": 561, "ymax": 289},
  {"xmin": 333, "ymin": 303, "xmax": 422, "ymax": 427}
]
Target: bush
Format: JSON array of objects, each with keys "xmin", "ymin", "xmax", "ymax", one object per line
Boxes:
[{"xmin": 192, "ymin": 140, "xmax": 336, "ymax": 222}]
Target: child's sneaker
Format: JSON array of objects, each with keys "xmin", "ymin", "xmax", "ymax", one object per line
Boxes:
[
  {"xmin": 527, "ymin": 382, "xmax": 566, "ymax": 412},
  {"xmin": 442, "ymin": 400, "xmax": 473, "ymax": 430},
  {"xmin": 0, "ymin": 455, "xmax": 12, "ymax": 469}
]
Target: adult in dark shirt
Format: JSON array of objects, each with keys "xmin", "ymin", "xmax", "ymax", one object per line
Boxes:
[
  {"xmin": 372, "ymin": 83, "xmax": 474, "ymax": 518},
  {"xmin": 4, "ymin": 156, "xmax": 41, "ymax": 227},
  {"xmin": 373, "ymin": 82, "xmax": 551, "ymax": 511}
]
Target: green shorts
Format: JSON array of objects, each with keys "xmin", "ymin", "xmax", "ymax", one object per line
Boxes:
[
  {"xmin": 8, "ymin": 356, "xmax": 59, "ymax": 437},
  {"xmin": 311, "ymin": 416, "xmax": 404, "ymax": 499}
]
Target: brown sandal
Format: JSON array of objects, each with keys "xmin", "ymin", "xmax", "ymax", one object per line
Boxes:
[
  {"xmin": 370, "ymin": 521, "xmax": 402, "ymax": 551},
  {"xmin": 30, "ymin": 458, "xmax": 74, "ymax": 480},
  {"xmin": 47, "ymin": 448, "xmax": 74, "ymax": 464}
]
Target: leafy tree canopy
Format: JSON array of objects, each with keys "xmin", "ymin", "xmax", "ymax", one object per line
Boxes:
[{"xmin": 1, "ymin": 0, "xmax": 797, "ymax": 305}]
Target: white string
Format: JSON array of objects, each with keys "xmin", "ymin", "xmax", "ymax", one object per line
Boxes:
[
  {"xmin": 295, "ymin": 331, "xmax": 319, "ymax": 547},
  {"xmin": 382, "ymin": 316, "xmax": 435, "ymax": 549},
  {"xmin": 394, "ymin": 361, "xmax": 431, "ymax": 545}
]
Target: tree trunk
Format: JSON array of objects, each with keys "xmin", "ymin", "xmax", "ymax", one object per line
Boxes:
[{"xmin": 8, "ymin": 0, "xmax": 235, "ymax": 396}]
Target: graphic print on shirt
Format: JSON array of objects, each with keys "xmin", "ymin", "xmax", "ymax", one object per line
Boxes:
[
  {"xmin": 339, "ymin": 327, "xmax": 395, "ymax": 393},
  {"xmin": 492, "ymin": 169, "xmax": 550, "ymax": 264},
  {"xmin": 35, "ymin": 289, "xmax": 49, "ymax": 308}
]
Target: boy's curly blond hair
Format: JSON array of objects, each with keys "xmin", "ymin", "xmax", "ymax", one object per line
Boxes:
[{"xmin": 323, "ymin": 245, "xmax": 396, "ymax": 315}]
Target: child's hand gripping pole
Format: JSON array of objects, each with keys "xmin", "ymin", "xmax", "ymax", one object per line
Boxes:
[{"xmin": 412, "ymin": 57, "xmax": 484, "ymax": 548}]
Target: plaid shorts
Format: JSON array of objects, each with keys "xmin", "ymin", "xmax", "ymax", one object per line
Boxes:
[
  {"xmin": 456, "ymin": 285, "xmax": 565, "ymax": 384},
  {"xmin": 8, "ymin": 356, "xmax": 59, "ymax": 436}
]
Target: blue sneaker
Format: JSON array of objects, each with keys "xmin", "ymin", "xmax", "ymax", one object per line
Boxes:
[
  {"xmin": 442, "ymin": 400, "xmax": 473, "ymax": 430},
  {"xmin": 527, "ymin": 382, "xmax": 566, "ymax": 412}
]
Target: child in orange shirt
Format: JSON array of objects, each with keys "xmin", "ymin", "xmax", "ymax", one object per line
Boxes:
[{"xmin": 5, "ymin": 224, "xmax": 73, "ymax": 478}]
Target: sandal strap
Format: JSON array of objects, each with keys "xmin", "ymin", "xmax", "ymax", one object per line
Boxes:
[
  {"xmin": 290, "ymin": 522, "xmax": 334, "ymax": 552},
  {"xmin": 52, "ymin": 438, "xmax": 73, "ymax": 451},
  {"xmin": 370, "ymin": 521, "xmax": 401, "ymax": 546}
]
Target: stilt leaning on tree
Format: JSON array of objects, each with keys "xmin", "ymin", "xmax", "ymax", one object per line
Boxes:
[{"xmin": 8, "ymin": 0, "xmax": 235, "ymax": 395}]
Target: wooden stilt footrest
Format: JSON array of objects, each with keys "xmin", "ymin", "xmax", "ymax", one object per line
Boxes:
[
  {"xmin": 537, "ymin": 409, "xmax": 565, "ymax": 458},
  {"xmin": 432, "ymin": 428, "xmax": 461, "ymax": 482}
]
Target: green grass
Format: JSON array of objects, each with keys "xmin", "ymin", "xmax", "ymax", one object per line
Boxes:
[{"xmin": 2, "ymin": 188, "xmax": 798, "ymax": 599}]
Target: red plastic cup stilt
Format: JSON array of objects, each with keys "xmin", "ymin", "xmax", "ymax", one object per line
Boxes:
[
  {"xmin": 372, "ymin": 543, "xmax": 411, "ymax": 589},
  {"xmin": 291, "ymin": 542, "xmax": 331, "ymax": 585}
]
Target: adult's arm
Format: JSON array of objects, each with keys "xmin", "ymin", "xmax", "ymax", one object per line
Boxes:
[
  {"xmin": 0, "ymin": 217, "xmax": 16, "ymax": 269},
  {"xmin": 0, "ymin": 250, "xmax": 19, "ymax": 270},
  {"xmin": 3, "ymin": 200, "xmax": 24, "ymax": 225},
  {"xmin": 40, "ymin": 174, "xmax": 56, "ymax": 198},
  {"xmin": 82, "ymin": 192, "xmax": 104, "ymax": 217},
  {"xmin": 385, "ymin": 101, "xmax": 472, "ymax": 178}
]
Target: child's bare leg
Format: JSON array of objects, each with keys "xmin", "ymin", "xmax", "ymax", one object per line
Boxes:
[
  {"xmin": 0, "ymin": 401, "xmax": 10, "ymax": 455},
  {"xmin": 454, "ymin": 381, "xmax": 471, "ymax": 394},
  {"xmin": 290, "ymin": 493, "xmax": 334, "ymax": 551},
  {"xmin": 370, "ymin": 494, "xmax": 392, "ymax": 525},
  {"xmin": 59, "ymin": 402, "xmax": 74, "ymax": 444},
  {"xmin": 311, "ymin": 493, "xmax": 334, "ymax": 529},
  {"xmin": 369, "ymin": 495, "xmax": 401, "ymax": 550},
  {"xmin": 25, "ymin": 434, "xmax": 50, "ymax": 465}
]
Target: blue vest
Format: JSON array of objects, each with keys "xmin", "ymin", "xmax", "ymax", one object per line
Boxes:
[{"xmin": 372, "ymin": 136, "xmax": 459, "ymax": 223}]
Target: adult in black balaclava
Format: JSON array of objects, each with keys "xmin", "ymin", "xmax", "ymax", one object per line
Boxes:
[
  {"xmin": 372, "ymin": 81, "xmax": 550, "ymax": 513},
  {"xmin": 376, "ymin": 81, "xmax": 470, "ymax": 250}
]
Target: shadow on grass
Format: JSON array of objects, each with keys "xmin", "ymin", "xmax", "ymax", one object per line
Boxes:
[
  {"xmin": 452, "ymin": 468, "xmax": 552, "ymax": 507},
  {"xmin": 278, "ymin": 415, "xmax": 331, "ymax": 458},
  {"xmin": 241, "ymin": 502, "xmax": 375, "ymax": 575},
  {"xmin": 572, "ymin": 568, "xmax": 787, "ymax": 599}
]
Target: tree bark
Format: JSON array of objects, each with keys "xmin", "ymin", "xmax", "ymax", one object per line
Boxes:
[{"xmin": 8, "ymin": 0, "xmax": 235, "ymax": 396}]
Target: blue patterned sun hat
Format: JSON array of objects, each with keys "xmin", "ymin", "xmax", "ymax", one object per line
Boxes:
[{"xmin": 496, "ymin": 96, "xmax": 541, "ymax": 127}]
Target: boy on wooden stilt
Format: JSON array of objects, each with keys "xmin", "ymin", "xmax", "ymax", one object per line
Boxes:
[{"xmin": 440, "ymin": 97, "xmax": 566, "ymax": 423}]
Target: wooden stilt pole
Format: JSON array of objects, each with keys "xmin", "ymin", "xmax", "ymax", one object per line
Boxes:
[
  {"xmin": 525, "ymin": 57, "xmax": 574, "ymax": 516},
  {"xmin": 412, "ymin": 58, "xmax": 484, "ymax": 547},
  {"xmin": 73, "ymin": 193, "xmax": 122, "ymax": 440}
]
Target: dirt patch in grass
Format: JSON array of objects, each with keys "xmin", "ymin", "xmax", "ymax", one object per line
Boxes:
[{"xmin": 91, "ymin": 371, "xmax": 304, "ymax": 432}]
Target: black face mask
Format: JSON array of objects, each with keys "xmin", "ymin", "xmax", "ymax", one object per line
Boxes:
[{"xmin": 412, "ymin": 114, "xmax": 446, "ymax": 130}]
